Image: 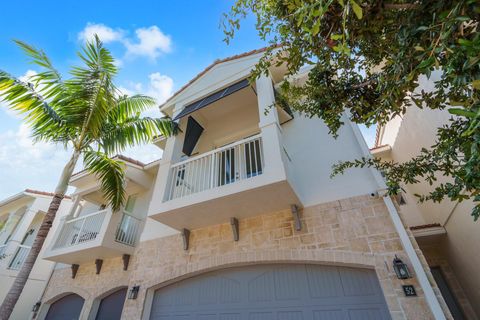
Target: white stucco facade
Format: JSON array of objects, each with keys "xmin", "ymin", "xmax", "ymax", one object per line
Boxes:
[{"xmin": 0, "ymin": 190, "xmax": 72, "ymax": 320}]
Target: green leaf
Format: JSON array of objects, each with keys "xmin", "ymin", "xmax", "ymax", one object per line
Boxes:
[
  {"xmin": 417, "ymin": 56, "xmax": 435, "ymax": 69},
  {"xmin": 472, "ymin": 80, "xmax": 480, "ymax": 90},
  {"xmin": 414, "ymin": 46, "xmax": 425, "ymax": 51},
  {"xmin": 331, "ymin": 34, "xmax": 343, "ymax": 40},
  {"xmin": 350, "ymin": 0, "xmax": 363, "ymax": 19},
  {"xmin": 448, "ymin": 108, "xmax": 476, "ymax": 118}
]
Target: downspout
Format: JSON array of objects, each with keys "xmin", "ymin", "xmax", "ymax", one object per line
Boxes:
[{"xmin": 347, "ymin": 116, "xmax": 446, "ymax": 320}]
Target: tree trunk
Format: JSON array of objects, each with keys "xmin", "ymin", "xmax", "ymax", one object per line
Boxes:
[{"xmin": 0, "ymin": 151, "xmax": 80, "ymax": 320}]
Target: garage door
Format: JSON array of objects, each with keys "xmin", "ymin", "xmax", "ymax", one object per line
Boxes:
[
  {"xmin": 95, "ymin": 288, "xmax": 128, "ymax": 320},
  {"xmin": 45, "ymin": 293, "xmax": 84, "ymax": 320},
  {"xmin": 150, "ymin": 264, "xmax": 391, "ymax": 320}
]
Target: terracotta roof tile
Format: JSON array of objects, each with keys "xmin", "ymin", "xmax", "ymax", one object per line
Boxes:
[
  {"xmin": 160, "ymin": 45, "xmax": 280, "ymax": 109},
  {"xmin": 24, "ymin": 189, "xmax": 71, "ymax": 199},
  {"xmin": 409, "ymin": 223, "xmax": 441, "ymax": 230},
  {"xmin": 374, "ymin": 125, "xmax": 381, "ymax": 147},
  {"xmin": 369, "ymin": 144, "xmax": 389, "ymax": 151}
]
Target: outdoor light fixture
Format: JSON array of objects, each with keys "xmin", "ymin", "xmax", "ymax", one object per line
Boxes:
[
  {"xmin": 128, "ymin": 285, "xmax": 140, "ymax": 299},
  {"xmin": 32, "ymin": 301, "xmax": 41, "ymax": 312},
  {"xmin": 393, "ymin": 255, "xmax": 411, "ymax": 279}
]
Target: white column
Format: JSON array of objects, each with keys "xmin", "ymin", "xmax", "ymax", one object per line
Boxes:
[
  {"xmin": 256, "ymin": 75, "xmax": 286, "ymax": 179},
  {"xmin": 148, "ymin": 108, "xmax": 184, "ymax": 212}
]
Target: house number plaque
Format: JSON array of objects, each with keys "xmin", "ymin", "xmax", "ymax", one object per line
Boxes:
[{"xmin": 402, "ymin": 285, "xmax": 417, "ymax": 297}]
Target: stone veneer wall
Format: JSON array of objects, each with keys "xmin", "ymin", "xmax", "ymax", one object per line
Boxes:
[{"xmin": 40, "ymin": 195, "xmax": 451, "ymax": 320}]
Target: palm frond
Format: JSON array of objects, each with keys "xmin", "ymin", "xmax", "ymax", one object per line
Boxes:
[
  {"xmin": 72, "ymin": 35, "xmax": 118, "ymax": 139},
  {"xmin": 14, "ymin": 40, "xmax": 64, "ymax": 93},
  {"xmin": 99, "ymin": 116, "xmax": 176, "ymax": 154},
  {"xmin": 83, "ymin": 150, "xmax": 126, "ymax": 211},
  {"xmin": 0, "ymin": 70, "xmax": 66, "ymax": 141},
  {"xmin": 111, "ymin": 94, "xmax": 157, "ymax": 122}
]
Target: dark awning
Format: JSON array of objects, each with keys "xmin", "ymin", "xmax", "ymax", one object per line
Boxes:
[{"xmin": 173, "ymin": 78, "xmax": 250, "ymax": 121}]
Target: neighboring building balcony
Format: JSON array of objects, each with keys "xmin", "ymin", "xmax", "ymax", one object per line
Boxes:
[
  {"xmin": 43, "ymin": 208, "xmax": 142, "ymax": 265},
  {"xmin": 0, "ymin": 242, "xmax": 31, "ymax": 272}
]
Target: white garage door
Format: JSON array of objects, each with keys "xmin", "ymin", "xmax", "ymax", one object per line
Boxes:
[{"xmin": 150, "ymin": 264, "xmax": 391, "ymax": 319}]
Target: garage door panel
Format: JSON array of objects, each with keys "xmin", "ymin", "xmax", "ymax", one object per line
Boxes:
[
  {"xmin": 45, "ymin": 294, "xmax": 84, "ymax": 320},
  {"xmin": 338, "ymin": 268, "xmax": 378, "ymax": 297},
  {"xmin": 312, "ymin": 309, "xmax": 345, "ymax": 320},
  {"xmin": 248, "ymin": 271, "xmax": 274, "ymax": 302},
  {"xmin": 249, "ymin": 312, "xmax": 274, "ymax": 320},
  {"xmin": 273, "ymin": 265, "xmax": 308, "ymax": 301},
  {"xmin": 348, "ymin": 308, "xmax": 386, "ymax": 320},
  {"xmin": 306, "ymin": 265, "xmax": 343, "ymax": 299},
  {"xmin": 150, "ymin": 265, "xmax": 391, "ymax": 320}
]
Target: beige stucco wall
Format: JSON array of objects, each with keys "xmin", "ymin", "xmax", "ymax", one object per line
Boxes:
[
  {"xmin": 376, "ymin": 84, "xmax": 480, "ymax": 317},
  {"xmin": 40, "ymin": 194, "xmax": 451, "ymax": 320},
  {"xmin": 441, "ymin": 199, "xmax": 480, "ymax": 318},
  {"xmin": 417, "ymin": 235, "xmax": 478, "ymax": 319}
]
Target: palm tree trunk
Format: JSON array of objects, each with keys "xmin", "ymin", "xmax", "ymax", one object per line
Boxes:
[{"xmin": 0, "ymin": 150, "xmax": 80, "ymax": 320}]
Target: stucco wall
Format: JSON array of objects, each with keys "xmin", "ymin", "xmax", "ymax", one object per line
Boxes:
[
  {"xmin": 282, "ymin": 113, "xmax": 380, "ymax": 207},
  {"xmin": 417, "ymin": 236, "xmax": 478, "ymax": 319},
  {"xmin": 40, "ymin": 194, "xmax": 450, "ymax": 320}
]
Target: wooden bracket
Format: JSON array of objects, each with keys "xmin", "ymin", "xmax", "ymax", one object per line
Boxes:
[
  {"xmin": 122, "ymin": 254, "xmax": 131, "ymax": 271},
  {"xmin": 230, "ymin": 217, "xmax": 239, "ymax": 241},
  {"xmin": 71, "ymin": 264, "xmax": 79, "ymax": 279},
  {"xmin": 95, "ymin": 259, "xmax": 103, "ymax": 275},
  {"xmin": 291, "ymin": 204, "xmax": 301, "ymax": 231},
  {"xmin": 181, "ymin": 228, "xmax": 191, "ymax": 250}
]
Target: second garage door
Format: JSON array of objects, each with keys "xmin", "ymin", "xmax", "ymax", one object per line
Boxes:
[{"xmin": 150, "ymin": 264, "xmax": 391, "ymax": 320}]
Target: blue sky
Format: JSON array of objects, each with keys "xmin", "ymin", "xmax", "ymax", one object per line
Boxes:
[{"xmin": 0, "ymin": 0, "xmax": 376, "ymax": 199}]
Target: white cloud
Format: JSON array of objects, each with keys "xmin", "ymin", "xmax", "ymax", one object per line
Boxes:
[
  {"xmin": 146, "ymin": 72, "xmax": 174, "ymax": 104},
  {"xmin": 0, "ymin": 124, "xmax": 72, "ymax": 199},
  {"xmin": 124, "ymin": 26, "xmax": 172, "ymax": 59},
  {"xmin": 78, "ymin": 23, "xmax": 171, "ymax": 61},
  {"xmin": 78, "ymin": 23, "xmax": 124, "ymax": 43},
  {"xmin": 123, "ymin": 72, "xmax": 174, "ymax": 118}
]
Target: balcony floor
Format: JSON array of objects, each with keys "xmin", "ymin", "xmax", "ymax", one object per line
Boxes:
[{"xmin": 150, "ymin": 179, "xmax": 300, "ymax": 230}]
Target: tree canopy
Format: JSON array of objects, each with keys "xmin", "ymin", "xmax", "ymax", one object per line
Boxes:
[{"xmin": 223, "ymin": 0, "xmax": 480, "ymax": 219}]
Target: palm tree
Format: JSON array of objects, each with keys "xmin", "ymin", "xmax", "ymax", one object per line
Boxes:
[{"xmin": 0, "ymin": 36, "xmax": 175, "ymax": 319}]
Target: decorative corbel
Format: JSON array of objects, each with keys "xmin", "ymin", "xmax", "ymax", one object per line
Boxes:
[
  {"xmin": 71, "ymin": 264, "xmax": 79, "ymax": 279},
  {"xmin": 291, "ymin": 204, "xmax": 302, "ymax": 231},
  {"xmin": 230, "ymin": 217, "xmax": 239, "ymax": 241},
  {"xmin": 181, "ymin": 228, "xmax": 190, "ymax": 251},
  {"xmin": 122, "ymin": 254, "xmax": 131, "ymax": 271},
  {"xmin": 95, "ymin": 259, "xmax": 103, "ymax": 274}
]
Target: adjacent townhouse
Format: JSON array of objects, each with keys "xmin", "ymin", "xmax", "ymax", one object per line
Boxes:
[
  {"xmin": 0, "ymin": 189, "xmax": 72, "ymax": 320},
  {"xmin": 372, "ymin": 72, "xmax": 480, "ymax": 320},
  {"xmin": 32, "ymin": 48, "xmax": 456, "ymax": 319}
]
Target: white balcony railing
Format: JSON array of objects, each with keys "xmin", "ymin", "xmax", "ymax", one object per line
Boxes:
[
  {"xmin": 0, "ymin": 244, "xmax": 6, "ymax": 257},
  {"xmin": 8, "ymin": 244, "xmax": 31, "ymax": 270},
  {"xmin": 53, "ymin": 209, "xmax": 107, "ymax": 249},
  {"xmin": 115, "ymin": 211, "xmax": 142, "ymax": 246},
  {"xmin": 167, "ymin": 135, "xmax": 264, "ymax": 200}
]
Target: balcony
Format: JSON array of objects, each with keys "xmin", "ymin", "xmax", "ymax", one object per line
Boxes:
[
  {"xmin": 7, "ymin": 244, "xmax": 31, "ymax": 270},
  {"xmin": 149, "ymin": 132, "xmax": 300, "ymax": 230},
  {"xmin": 43, "ymin": 208, "xmax": 143, "ymax": 265},
  {"xmin": 166, "ymin": 134, "xmax": 264, "ymax": 200}
]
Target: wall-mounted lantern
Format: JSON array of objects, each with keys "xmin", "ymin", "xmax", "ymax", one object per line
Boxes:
[
  {"xmin": 393, "ymin": 255, "xmax": 411, "ymax": 279},
  {"xmin": 128, "ymin": 285, "xmax": 140, "ymax": 300},
  {"xmin": 32, "ymin": 301, "xmax": 41, "ymax": 312}
]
